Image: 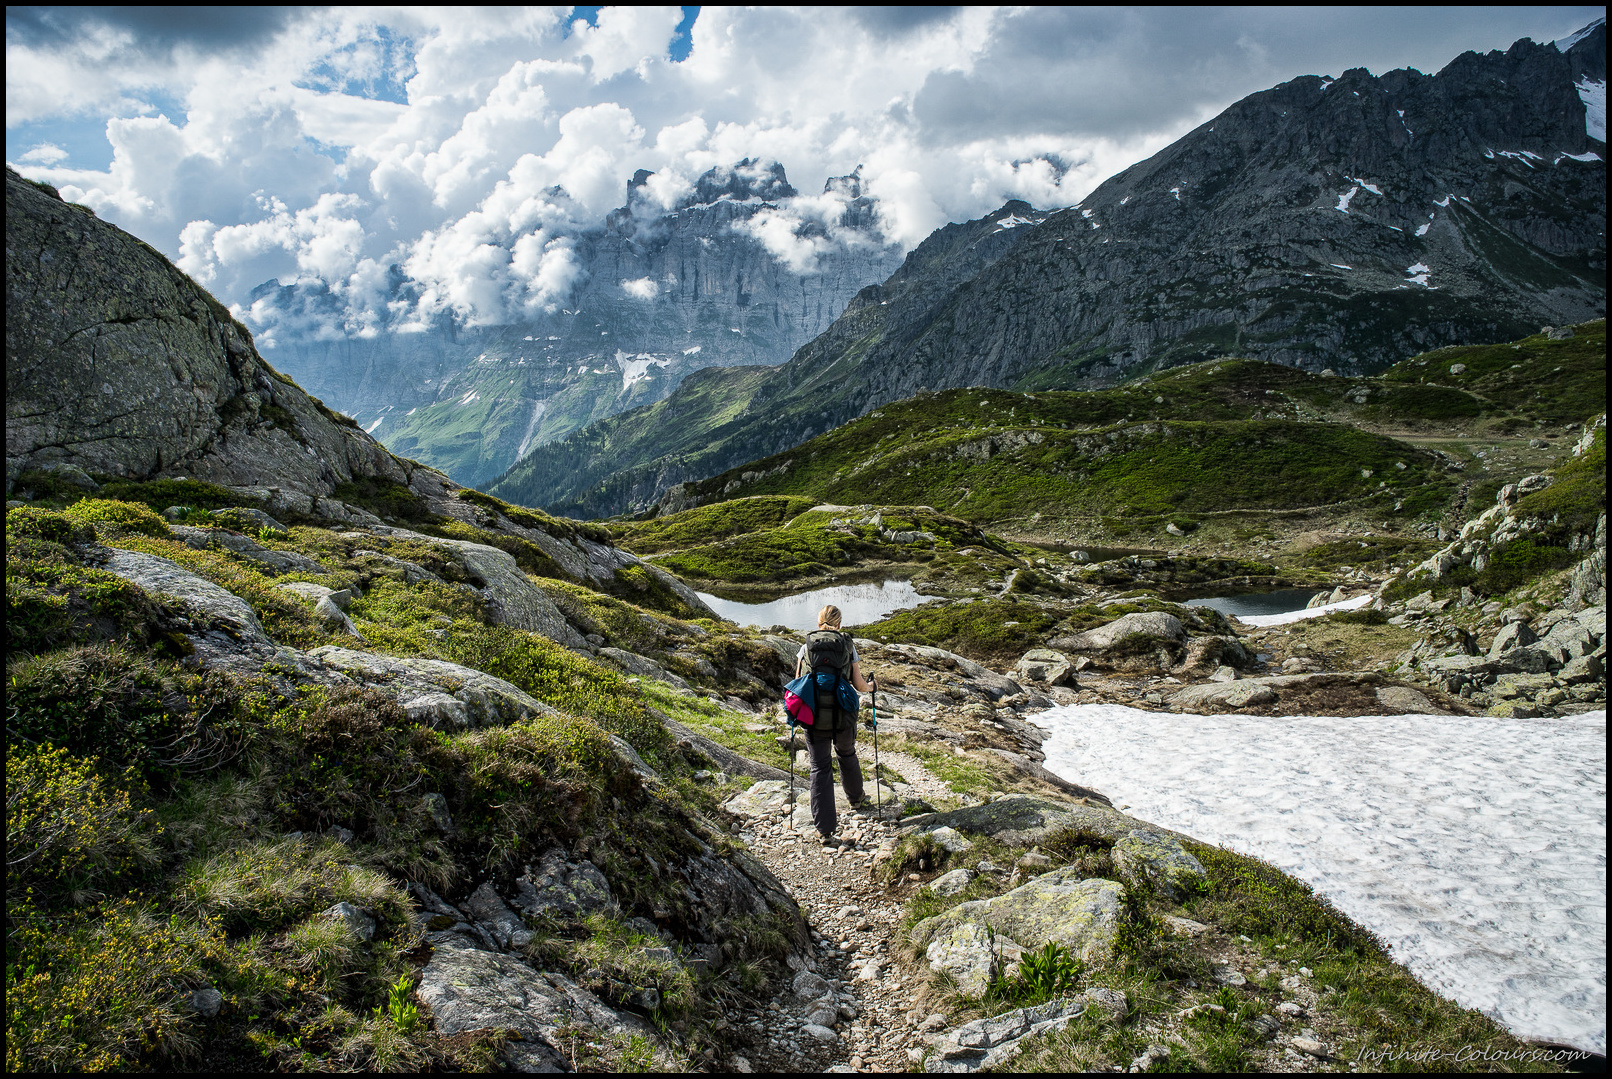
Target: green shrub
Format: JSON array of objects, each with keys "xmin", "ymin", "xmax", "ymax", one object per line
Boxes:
[
  {"xmin": 6, "ymin": 505, "xmax": 94, "ymax": 546},
  {"xmin": 331, "ymin": 477, "xmax": 431, "ymax": 523},
  {"xmin": 62, "ymin": 498, "xmax": 171, "ymax": 537},
  {"xmin": 1186, "ymin": 842, "xmax": 1384, "ymax": 956},
  {"xmin": 6, "ymin": 743, "xmax": 162, "ymax": 903},
  {"xmin": 7, "ymin": 646, "xmax": 241, "ymax": 782},
  {"xmin": 6, "ymin": 900, "xmax": 219, "ymax": 1070},
  {"xmin": 860, "ymin": 600, "xmax": 1057, "ymax": 663},
  {"xmin": 6, "ymin": 560, "xmax": 158, "ymax": 652},
  {"xmin": 92, "ymin": 478, "xmax": 260, "ymax": 515}
]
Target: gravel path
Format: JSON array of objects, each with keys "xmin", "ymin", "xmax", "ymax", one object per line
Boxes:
[{"xmin": 720, "ymin": 754, "xmax": 954, "ymax": 1072}]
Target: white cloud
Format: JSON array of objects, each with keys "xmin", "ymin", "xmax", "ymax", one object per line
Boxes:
[{"xmin": 621, "ymin": 277, "xmax": 658, "ymax": 300}]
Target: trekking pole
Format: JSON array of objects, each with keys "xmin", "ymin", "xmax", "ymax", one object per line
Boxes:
[
  {"xmin": 872, "ymin": 678, "xmax": 881, "ymax": 814},
  {"xmin": 786, "ymin": 712, "xmax": 796, "ymax": 832}
]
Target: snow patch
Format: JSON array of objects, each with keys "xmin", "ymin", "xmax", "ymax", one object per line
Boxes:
[
  {"xmin": 993, "ymin": 213, "xmax": 1040, "ymax": 231},
  {"xmin": 1560, "ymin": 150, "xmax": 1604, "ymax": 162},
  {"xmin": 364, "ymin": 418, "xmax": 384, "ymax": 434},
  {"xmin": 406, "ymin": 407, "xmax": 416, "ymax": 416},
  {"xmin": 1556, "ymin": 18, "xmax": 1604, "ymax": 52},
  {"xmin": 1415, "ymin": 222, "xmax": 1431, "ymax": 237},
  {"xmin": 682, "ymin": 345, "xmax": 702, "ymax": 355},
  {"xmin": 1240, "ymin": 593, "xmax": 1370, "ymax": 627},
  {"xmin": 1169, "ymin": 186, "xmax": 1182, "ymax": 202},
  {"xmin": 1405, "ymin": 262, "xmax": 1433, "ymax": 287},
  {"xmin": 616, "ymin": 350, "xmax": 669, "ymax": 393},
  {"xmin": 459, "ymin": 390, "xmax": 480, "ymax": 406},
  {"xmin": 1080, "ymin": 207, "xmax": 1099, "ymax": 229},
  {"xmin": 1335, "ymin": 186, "xmax": 1360, "ymax": 213},
  {"xmin": 1037, "ymin": 706, "xmax": 1607, "ymax": 1055},
  {"xmin": 1349, "ymin": 176, "xmax": 1384, "ymax": 195},
  {"xmin": 1329, "ymin": 264, "xmax": 1353, "ymax": 270},
  {"xmin": 1435, "ymin": 194, "xmax": 1452, "ymax": 207},
  {"xmin": 1119, "ymin": 195, "xmax": 1131, "ymax": 205},
  {"xmin": 1576, "ymin": 78, "xmax": 1606, "ymax": 142}
]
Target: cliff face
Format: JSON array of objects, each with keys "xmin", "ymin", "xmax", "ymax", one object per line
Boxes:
[
  {"xmin": 258, "ymin": 161, "xmax": 904, "ymax": 488},
  {"xmin": 5, "ymin": 168, "xmax": 409, "ymax": 497},
  {"xmin": 494, "ymin": 27, "xmax": 1607, "ymax": 518}
]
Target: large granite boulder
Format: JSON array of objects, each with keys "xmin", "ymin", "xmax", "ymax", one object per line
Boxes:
[
  {"xmin": 1054, "ymin": 612, "xmax": 1186, "ymax": 653},
  {"xmin": 909, "ymin": 869, "xmax": 1129, "ymax": 966},
  {"xmin": 899, "ymin": 796, "xmax": 1123, "ymax": 846},
  {"xmin": 1112, "ymin": 830, "xmax": 1207, "ymax": 902},
  {"xmin": 371, "ymin": 528, "xmax": 587, "ymax": 649},
  {"xmin": 512, "ymin": 850, "xmax": 619, "ymax": 922}
]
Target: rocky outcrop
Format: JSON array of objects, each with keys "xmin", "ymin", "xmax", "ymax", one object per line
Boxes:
[
  {"xmin": 418, "ymin": 934, "xmax": 656, "ymax": 1072},
  {"xmin": 308, "ymin": 646, "xmax": 558, "ymax": 729},
  {"xmin": 6, "ymin": 168, "xmax": 410, "ymax": 497},
  {"xmin": 926, "ymin": 994, "xmax": 1120, "ymax": 1073}
]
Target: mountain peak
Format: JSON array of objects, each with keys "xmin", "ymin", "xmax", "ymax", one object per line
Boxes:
[{"xmin": 683, "ymin": 158, "xmax": 798, "ymax": 208}]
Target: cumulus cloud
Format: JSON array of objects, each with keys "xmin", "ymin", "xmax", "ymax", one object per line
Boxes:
[
  {"xmin": 6, "ymin": 5, "xmax": 1602, "ymax": 340},
  {"xmin": 620, "ymin": 277, "xmax": 658, "ymax": 300}
]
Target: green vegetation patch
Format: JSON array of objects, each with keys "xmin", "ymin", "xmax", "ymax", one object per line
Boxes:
[
  {"xmin": 331, "ymin": 475, "xmax": 432, "ymax": 523},
  {"xmin": 860, "ymin": 599, "xmax": 1058, "ymax": 663},
  {"xmin": 1382, "ymin": 320, "xmax": 1606, "ymax": 425},
  {"xmin": 62, "ymin": 498, "xmax": 172, "ymax": 538},
  {"xmin": 612, "ymin": 495, "xmax": 820, "ymax": 554}
]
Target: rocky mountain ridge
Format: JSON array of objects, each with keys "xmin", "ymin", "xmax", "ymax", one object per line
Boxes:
[
  {"xmin": 494, "ymin": 24, "xmax": 1606, "ymax": 518},
  {"xmin": 258, "ymin": 160, "xmax": 903, "ymax": 488}
]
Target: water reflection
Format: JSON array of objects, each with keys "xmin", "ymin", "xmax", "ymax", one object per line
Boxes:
[
  {"xmin": 1183, "ymin": 588, "xmax": 1326, "ymax": 619},
  {"xmin": 697, "ymin": 579, "xmax": 931, "ymax": 630}
]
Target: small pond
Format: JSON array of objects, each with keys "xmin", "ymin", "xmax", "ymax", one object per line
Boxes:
[
  {"xmin": 1183, "ymin": 587, "xmax": 1327, "ymax": 619},
  {"xmin": 696, "ymin": 579, "xmax": 932, "ymax": 631}
]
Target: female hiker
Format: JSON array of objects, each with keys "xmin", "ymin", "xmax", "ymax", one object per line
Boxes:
[{"xmin": 794, "ymin": 604, "xmax": 877, "ymax": 844}]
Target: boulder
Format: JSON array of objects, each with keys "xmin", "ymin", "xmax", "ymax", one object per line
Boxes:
[
  {"xmin": 1490, "ymin": 673, "xmax": 1558, "ymax": 701},
  {"xmin": 1055, "ymin": 612, "xmax": 1186, "ymax": 652},
  {"xmin": 512, "ymin": 849, "xmax": 619, "ymax": 921},
  {"xmin": 926, "ymin": 826, "xmax": 975, "ymax": 854},
  {"xmin": 930, "ymin": 869, "xmax": 976, "ymax": 897},
  {"xmin": 320, "ymin": 901, "xmax": 376, "ymax": 942},
  {"xmin": 1111, "ymin": 830, "xmax": 1206, "ymax": 902},
  {"xmin": 1168, "ymin": 681, "xmax": 1277, "ymax": 712},
  {"xmin": 923, "ymin": 922, "xmax": 1022, "ymax": 996},
  {"xmin": 371, "ymin": 528, "xmax": 587, "ymax": 649},
  {"xmin": 1015, "ymin": 649, "xmax": 1074, "ymax": 687},
  {"xmin": 927, "ymin": 996, "xmax": 1093, "ymax": 1073},
  {"xmin": 599, "ymin": 647, "xmax": 691, "ymax": 689},
  {"xmin": 909, "ymin": 869, "xmax": 1129, "ymax": 967},
  {"xmin": 1488, "ymin": 621, "xmax": 1538, "ymax": 655},
  {"xmin": 417, "ymin": 935, "xmax": 651, "ymax": 1070},
  {"xmin": 1373, "ymin": 686, "xmax": 1443, "ymax": 714},
  {"xmin": 308, "ymin": 646, "xmax": 558, "ymax": 728},
  {"xmin": 883, "ymin": 643, "xmax": 1024, "ymax": 699},
  {"xmin": 1558, "ymin": 654, "xmax": 1603, "ymax": 685}
]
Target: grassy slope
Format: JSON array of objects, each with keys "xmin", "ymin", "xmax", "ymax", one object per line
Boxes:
[
  {"xmin": 485, "ymin": 364, "xmax": 777, "ymax": 512},
  {"xmin": 4, "ymin": 489, "xmax": 803, "ymax": 1073},
  {"xmin": 666, "ymin": 323, "xmax": 1604, "ymax": 536}
]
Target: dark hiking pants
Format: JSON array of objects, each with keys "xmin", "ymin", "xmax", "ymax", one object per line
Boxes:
[{"xmin": 808, "ymin": 723, "xmax": 864, "ymax": 837}]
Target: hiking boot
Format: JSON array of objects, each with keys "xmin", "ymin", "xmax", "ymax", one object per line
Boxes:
[{"xmin": 816, "ymin": 832, "xmax": 842, "ymax": 848}]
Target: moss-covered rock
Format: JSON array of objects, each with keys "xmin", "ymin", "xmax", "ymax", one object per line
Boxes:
[
  {"xmin": 909, "ymin": 869, "xmax": 1129, "ymax": 966},
  {"xmin": 1112, "ymin": 829, "xmax": 1208, "ymax": 902}
]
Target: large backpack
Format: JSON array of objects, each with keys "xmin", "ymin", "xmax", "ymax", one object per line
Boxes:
[{"xmin": 805, "ymin": 630, "xmax": 857, "ymax": 730}]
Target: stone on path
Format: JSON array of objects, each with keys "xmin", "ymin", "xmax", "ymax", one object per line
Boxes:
[
  {"xmin": 930, "ymin": 868, "xmax": 975, "ymax": 897},
  {"xmin": 926, "ymin": 995, "xmax": 1092, "ymax": 1072}
]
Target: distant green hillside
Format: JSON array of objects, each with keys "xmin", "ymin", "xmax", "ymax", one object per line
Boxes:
[{"xmin": 659, "ymin": 324, "xmax": 1603, "ymax": 537}]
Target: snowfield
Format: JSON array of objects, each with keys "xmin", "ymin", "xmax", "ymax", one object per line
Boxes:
[{"xmin": 1037, "ymin": 705, "xmax": 1607, "ymax": 1054}]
